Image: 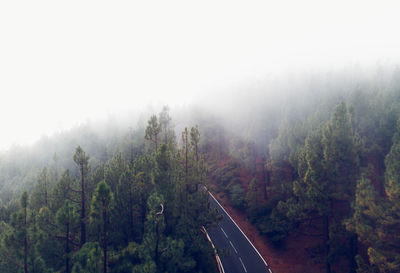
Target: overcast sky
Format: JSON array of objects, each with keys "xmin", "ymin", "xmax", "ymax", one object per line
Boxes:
[{"xmin": 0, "ymin": 0, "xmax": 399, "ymax": 150}]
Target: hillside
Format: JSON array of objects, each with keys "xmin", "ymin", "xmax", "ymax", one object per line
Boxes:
[{"xmin": 1, "ymin": 67, "xmax": 400, "ymax": 272}]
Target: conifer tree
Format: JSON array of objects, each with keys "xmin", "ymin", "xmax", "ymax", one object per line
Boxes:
[
  {"xmin": 322, "ymin": 102, "xmax": 359, "ymax": 273},
  {"xmin": 91, "ymin": 180, "xmax": 113, "ymax": 273},
  {"xmin": 21, "ymin": 191, "xmax": 29, "ymax": 273},
  {"xmin": 190, "ymin": 126, "xmax": 200, "ymax": 163},
  {"xmin": 246, "ymin": 178, "xmax": 259, "ymax": 213},
  {"xmin": 145, "ymin": 115, "xmax": 161, "ymax": 151},
  {"xmin": 353, "ymin": 115, "xmax": 400, "ymax": 272},
  {"xmin": 56, "ymin": 202, "xmax": 78, "ymax": 273},
  {"xmin": 159, "ymin": 106, "xmax": 172, "ymax": 144},
  {"xmin": 285, "ymin": 102, "xmax": 359, "ymax": 273},
  {"xmin": 31, "ymin": 167, "xmax": 50, "ymax": 210},
  {"xmin": 73, "ymin": 146, "xmax": 90, "ymax": 247}
]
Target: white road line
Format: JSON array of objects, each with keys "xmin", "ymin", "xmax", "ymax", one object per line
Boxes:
[
  {"xmin": 269, "ymin": 269, "xmax": 272, "ymax": 273},
  {"xmin": 209, "ymin": 192, "xmax": 271, "ymax": 269},
  {"xmin": 239, "ymin": 257, "xmax": 248, "ymax": 273},
  {"xmin": 220, "ymin": 227, "xmax": 228, "ymax": 238},
  {"xmin": 229, "ymin": 241, "xmax": 238, "ymax": 254}
]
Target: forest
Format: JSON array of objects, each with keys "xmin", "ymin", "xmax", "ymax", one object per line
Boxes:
[
  {"xmin": 0, "ymin": 107, "xmax": 221, "ymax": 273},
  {"xmin": 1, "ymin": 66, "xmax": 400, "ymax": 273}
]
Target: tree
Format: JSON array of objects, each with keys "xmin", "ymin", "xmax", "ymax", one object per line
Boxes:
[
  {"xmin": 159, "ymin": 106, "xmax": 172, "ymax": 144},
  {"xmin": 144, "ymin": 191, "xmax": 165, "ymax": 272},
  {"xmin": 91, "ymin": 180, "xmax": 113, "ymax": 273},
  {"xmin": 153, "ymin": 144, "xmax": 176, "ymax": 233},
  {"xmin": 190, "ymin": 126, "xmax": 200, "ymax": 163},
  {"xmin": 349, "ymin": 115, "xmax": 400, "ymax": 272},
  {"xmin": 21, "ymin": 192, "xmax": 29, "ymax": 273},
  {"xmin": 246, "ymin": 178, "xmax": 259, "ymax": 212},
  {"xmin": 36, "ymin": 206, "xmax": 63, "ymax": 271},
  {"xmin": 322, "ymin": 102, "xmax": 359, "ymax": 273},
  {"xmin": 52, "ymin": 170, "xmax": 73, "ymax": 214},
  {"xmin": 73, "ymin": 146, "xmax": 90, "ymax": 247},
  {"xmin": 283, "ymin": 102, "xmax": 359, "ymax": 273},
  {"xmin": 31, "ymin": 167, "xmax": 50, "ymax": 210},
  {"xmin": 182, "ymin": 128, "xmax": 190, "ymax": 183},
  {"xmin": 346, "ymin": 174, "xmax": 380, "ymax": 273},
  {"xmin": 145, "ymin": 115, "xmax": 161, "ymax": 151},
  {"xmin": 56, "ymin": 202, "xmax": 78, "ymax": 273}
]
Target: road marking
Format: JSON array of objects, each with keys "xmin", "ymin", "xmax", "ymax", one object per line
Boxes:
[
  {"xmin": 229, "ymin": 241, "xmax": 238, "ymax": 254},
  {"xmin": 269, "ymin": 269, "xmax": 272, "ymax": 273},
  {"xmin": 220, "ymin": 227, "xmax": 228, "ymax": 238},
  {"xmin": 202, "ymin": 226, "xmax": 225, "ymax": 273},
  {"xmin": 239, "ymin": 257, "xmax": 248, "ymax": 273},
  {"xmin": 216, "ymin": 255, "xmax": 226, "ymax": 273},
  {"xmin": 209, "ymin": 192, "xmax": 271, "ymax": 269}
]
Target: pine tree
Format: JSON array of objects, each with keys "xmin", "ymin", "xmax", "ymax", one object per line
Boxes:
[
  {"xmin": 286, "ymin": 102, "xmax": 359, "ymax": 273},
  {"xmin": 246, "ymin": 178, "xmax": 259, "ymax": 213},
  {"xmin": 73, "ymin": 146, "xmax": 90, "ymax": 247},
  {"xmin": 190, "ymin": 126, "xmax": 200, "ymax": 163},
  {"xmin": 355, "ymin": 115, "xmax": 400, "ymax": 272},
  {"xmin": 56, "ymin": 202, "xmax": 78, "ymax": 273},
  {"xmin": 322, "ymin": 102, "xmax": 359, "ymax": 273},
  {"xmin": 31, "ymin": 167, "xmax": 50, "ymax": 210},
  {"xmin": 145, "ymin": 115, "xmax": 161, "ymax": 151},
  {"xmin": 21, "ymin": 192, "xmax": 29, "ymax": 273},
  {"xmin": 91, "ymin": 180, "xmax": 114, "ymax": 273},
  {"xmin": 159, "ymin": 106, "xmax": 172, "ymax": 144}
]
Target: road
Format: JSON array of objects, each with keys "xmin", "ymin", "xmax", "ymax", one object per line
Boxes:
[{"xmin": 207, "ymin": 192, "xmax": 272, "ymax": 273}]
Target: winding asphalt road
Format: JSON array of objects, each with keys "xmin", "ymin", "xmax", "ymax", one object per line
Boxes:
[{"xmin": 207, "ymin": 192, "xmax": 272, "ymax": 273}]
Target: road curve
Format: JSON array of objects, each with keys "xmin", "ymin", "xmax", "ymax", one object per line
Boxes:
[{"xmin": 207, "ymin": 192, "xmax": 272, "ymax": 273}]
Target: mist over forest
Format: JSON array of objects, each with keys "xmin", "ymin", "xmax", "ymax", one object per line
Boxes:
[
  {"xmin": 1, "ymin": 61, "xmax": 400, "ymax": 272},
  {"xmin": 1, "ymin": 1, "xmax": 400, "ymax": 271}
]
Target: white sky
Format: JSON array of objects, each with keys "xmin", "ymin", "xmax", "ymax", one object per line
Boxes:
[{"xmin": 0, "ymin": 0, "xmax": 399, "ymax": 150}]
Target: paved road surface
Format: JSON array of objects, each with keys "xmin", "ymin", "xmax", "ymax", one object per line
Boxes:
[{"xmin": 207, "ymin": 192, "xmax": 272, "ymax": 273}]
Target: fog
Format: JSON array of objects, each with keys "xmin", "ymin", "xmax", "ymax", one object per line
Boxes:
[{"xmin": 0, "ymin": 0, "xmax": 399, "ymax": 150}]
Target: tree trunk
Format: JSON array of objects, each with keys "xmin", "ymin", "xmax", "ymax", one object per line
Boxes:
[
  {"xmin": 141, "ymin": 199, "xmax": 146, "ymax": 238},
  {"xmin": 24, "ymin": 206, "xmax": 28, "ymax": 273},
  {"xmin": 195, "ymin": 142, "xmax": 198, "ymax": 163},
  {"xmin": 103, "ymin": 209, "xmax": 107, "ymax": 273},
  {"xmin": 80, "ymin": 164, "xmax": 86, "ymax": 247},
  {"xmin": 264, "ymin": 167, "xmax": 270, "ymax": 200},
  {"xmin": 155, "ymin": 221, "xmax": 159, "ymax": 268},
  {"xmin": 129, "ymin": 186, "xmax": 134, "ymax": 241},
  {"xmin": 130, "ymin": 144, "xmax": 134, "ymax": 167},
  {"xmin": 262, "ymin": 159, "xmax": 268, "ymax": 200},
  {"xmin": 44, "ymin": 181, "xmax": 48, "ymax": 207},
  {"xmin": 66, "ymin": 223, "xmax": 70, "ymax": 273},
  {"xmin": 324, "ymin": 215, "xmax": 331, "ymax": 273},
  {"xmin": 350, "ymin": 233, "xmax": 358, "ymax": 273},
  {"xmin": 184, "ymin": 132, "xmax": 189, "ymax": 192}
]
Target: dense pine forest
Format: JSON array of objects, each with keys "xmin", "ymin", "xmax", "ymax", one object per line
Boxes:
[
  {"xmin": 1, "ymin": 66, "xmax": 400, "ymax": 272},
  {"xmin": 0, "ymin": 107, "xmax": 221, "ymax": 273}
]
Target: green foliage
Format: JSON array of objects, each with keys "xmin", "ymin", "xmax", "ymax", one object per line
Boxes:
[
  {"xmin": 347, "ymin": 115, "xmax": 400, "ymax": 272},
  {"xmin": 213, "ymin": 160, "xmax": 240, "ymax": 192},
  {"xmin": 72, "ymin": 242, "xmax": 103, "ymax": 273},
  {"xmin": 229, "ymin": 183, "xmax": 246, "ymax": 210},
  {"xmin": 246, "ymin": 178, "xmax": 259, "ymax": 213},
  {"xmin": 73, "ymin": 146, "xmax": 90, "ymax": 172},
  {"xmin": 145, "ymin": 115, "xmax": 162, "ymax": 150},
  {"xmin": 91, "ymin": 180, "xmax": 113, "ymax": 221},
  {"xmin": 56, "ymin": 201, "xmax": 78, "ymax": 228},
  {"xmin": 3, "ymin": 73, "xmax": 400, "ymax": 273}
]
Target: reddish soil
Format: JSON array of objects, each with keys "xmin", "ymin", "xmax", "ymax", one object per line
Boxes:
[
  {"xmin": 212, "ymin": 191, "xmax": 324, "ymax": 273},
  {"xmin": 208, "ymin": 154, "xmax": 325, "ymax": 273}
]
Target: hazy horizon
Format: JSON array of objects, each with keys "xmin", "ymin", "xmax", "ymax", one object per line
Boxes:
[{"xmin": 1, "ymin": 0, "xmax": 399, "ymax": 150}]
